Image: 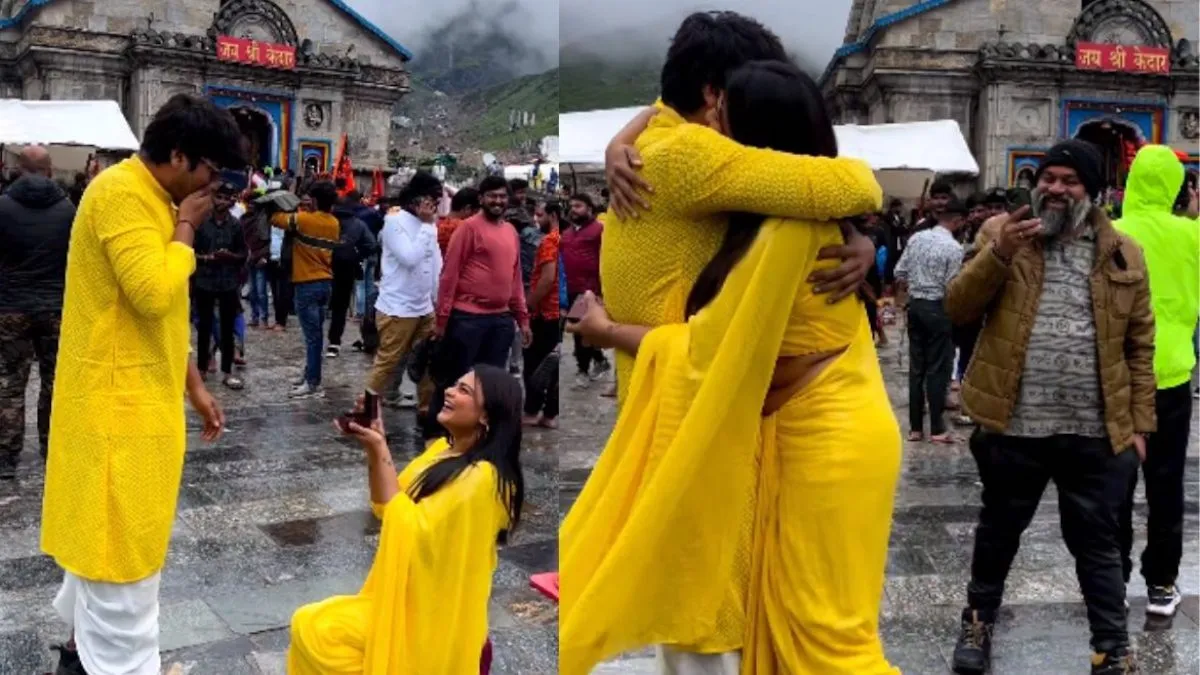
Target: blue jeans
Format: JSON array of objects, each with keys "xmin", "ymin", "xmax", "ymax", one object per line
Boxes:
[
  {"xmin": 248, "ymin": 266, "xmax": 270, "ymax": 324},
  {"xmin": 294, "ymin": 280, "xmax": 332, "ymax": 386},
  {"xmin": 356, "ymin": 259, "xmax": 377, "ymax": 317}
]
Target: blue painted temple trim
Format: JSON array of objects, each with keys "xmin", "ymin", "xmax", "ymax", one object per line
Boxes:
[
  {"xmin": 0, "ymin": 0, "xmax": 55, "ymax": 30},
  {"xmin": 820, "ymin": 0, "xmax": 960, "ymax": 85},
  {"xmin": 322, "ymin": 0, "xmax": 413, "ymax": 61},
  {"xmin": 0, "ymin": 0, "xmax": 412, "ymax": 61}
]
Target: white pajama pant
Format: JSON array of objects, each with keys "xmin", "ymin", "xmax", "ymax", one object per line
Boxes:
[
  {"xmin": 53, "ymin": 570, "xmax": 162, "ymax": 675},
  {"xmin": 656, "ymin": 646, "xmax": 742, "ymax": 675}
]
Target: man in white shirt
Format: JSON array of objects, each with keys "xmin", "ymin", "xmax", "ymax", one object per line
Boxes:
[
  {"xmin": 364, "ymin": 171, "xmax": 443, "ymax": 413},
  {"xmin": 894, "ymin": 196, "xmax": 968, "ymax": 444}
]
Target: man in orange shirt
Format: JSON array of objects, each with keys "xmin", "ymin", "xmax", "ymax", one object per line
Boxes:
[
  {"xmin": 271, "ymin": 181, "xmax": 341, "ymax": 398},
  {"xmin": 522, "ymin": 200, "xmax": 563, "ymax": 428},
  {"xmin": 437, "ymin": 186, "xmax": 479, "ymax": 256}
]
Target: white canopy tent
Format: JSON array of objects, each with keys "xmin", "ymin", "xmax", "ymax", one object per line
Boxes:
[
  {"xmin": 559, "ymin": 107, "xmax": 978, "ymax": 198},
  {"xmin": 0, "ymin": 100, "xmax": 139, "ymax": 178},
  {"xmin": 0, "ymin": 100, "xmax": 139, "ymax": 150}
]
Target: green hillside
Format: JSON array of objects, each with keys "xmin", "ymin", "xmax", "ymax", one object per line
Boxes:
[
  {"xmin": 459, "ymin": 68, "xmax": 560, "ymax": 152},
  {"xmin": 559, "ymin": 58, "xmax": 659, "ymax": 113}
]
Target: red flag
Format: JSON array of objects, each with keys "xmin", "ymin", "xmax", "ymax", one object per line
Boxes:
[
  {"xmin": 332, "ymin": 133, "xmax": 356, "ymax": 197},
  {"xmin": 370, "ymin": 168, "xmax": 384, "ymax": 203}
]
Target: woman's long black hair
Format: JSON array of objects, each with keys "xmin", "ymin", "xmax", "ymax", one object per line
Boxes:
[
  {"xmin": 407, "ymin": 364, "xmax": 525, "ymax": 543},
  {"xmin": 684, "ymin": 60, "xmax": 840, "ymax": 318}
]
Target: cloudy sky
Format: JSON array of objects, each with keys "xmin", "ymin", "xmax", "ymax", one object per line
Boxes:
[
  {"xmin": 559, "ymin": 0, "xmax": 854, "ymax": 72},
  {"xmin": 348, "ymin": 0, "xmax": 559, "ymax": 68},
  {"xmin": 346, "ymin": 0, "xmax": 853, "ymax": 73}
]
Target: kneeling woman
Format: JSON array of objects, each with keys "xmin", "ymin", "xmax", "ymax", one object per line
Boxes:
[{"xmin": 289, "ymin": 364, "xmax": 525, "ymax": 674}]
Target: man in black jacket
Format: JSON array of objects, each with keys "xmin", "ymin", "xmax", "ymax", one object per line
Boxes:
[
  {"xmin": 326, "ymin": 195, "xmax": 378, "ymax": 357},
  {"xmin": 0, "ymin": 146, "xmax": 75, "ymax": 478}
]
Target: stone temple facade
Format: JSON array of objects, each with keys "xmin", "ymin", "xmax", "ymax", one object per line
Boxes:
[
  {"xmin": 0, "ymin": 0, "xmax": 411, "ymax": 172},
  {"xmin": 822, "ymin": 0, "xmax": 1200, "ymax": 190}
]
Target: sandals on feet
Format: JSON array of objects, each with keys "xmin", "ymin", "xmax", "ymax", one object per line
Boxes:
[
  {"xmin": 908, "ymin": 431, "xmax": 924, "ymax": 442},
  {"xmin": 929, "ymin": 433, "xmax": 957, "ymax": 445},
  {"xmin": 223, "ymin": 375, "xmax": 245, "ymax": 390}
]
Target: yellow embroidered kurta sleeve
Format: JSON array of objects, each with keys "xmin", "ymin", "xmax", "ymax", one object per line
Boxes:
[
  {"xmin": 658, "ymin": 121, "xmax": 882, "ymax": 220},
  {"xmin": 600, "ymin": 103, "xmax": 882, "ymax": 403},
  {"xmin": 94, "ymin": 198, "xmax": 194, "ymax": 319},
  {"xmin": 289, "ymin": 441, "xmax": 507, "ymax": 675}
]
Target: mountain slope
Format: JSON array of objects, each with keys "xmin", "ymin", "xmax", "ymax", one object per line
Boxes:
[
  {"xmin": 459, "ymin": 69, "xmax": 559, "ymax": 151},
  {"xmin": 559, "ymin": 58, "xmax": 659, "ymax": 113}
]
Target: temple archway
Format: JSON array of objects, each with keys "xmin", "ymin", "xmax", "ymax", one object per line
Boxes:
[
  {"xmin": 1075, "ymin": 118, "xmax": 1142, "ymax": 189},
  {"xmin": 229, "ymin": 106, "xmax": 274, "ymax": 169}
]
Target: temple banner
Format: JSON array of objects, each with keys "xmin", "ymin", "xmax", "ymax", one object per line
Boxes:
[
  {"xmin": 216, "ymin": 36, "xmax": 296, "ymax": 70},
  {"xmin": 1075, "ymin": 42, "xmax": 1170, "ymax": 75}
]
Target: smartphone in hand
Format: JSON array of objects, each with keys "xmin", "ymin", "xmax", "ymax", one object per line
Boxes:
[
  {"xmin": 336, "ymin": 391, "xmax": 379, "ymax": 433},
  {"xmin": 565, "ymin": 295, "xmax": 590, "ymax": 324}
]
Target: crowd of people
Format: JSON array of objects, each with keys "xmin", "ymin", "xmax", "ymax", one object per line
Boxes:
[
  {"xmin": 0, "ymin": 87, "xmax": 612, "ymax": 672},
  {"xmin": 0, "ymin": 8, "xmax": 1197, "ymax": 675}
]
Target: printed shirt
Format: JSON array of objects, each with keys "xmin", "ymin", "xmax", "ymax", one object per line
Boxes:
[
  {"xmin": 192, "ymin": 214, "xmax": 247, "ymax": 293},
  {"xmin": 530, "ymin": 229, "xmax": 561, "ymax": 320},
  {"xmin": 376, "ymin": 210, "xmax": 441, "ymax": 318},
  {"xmin": 1007, "ymin": 228, "xmax": 1106, "ymax": 438},
  {"xmin": 893, "ymin": 225, "xmax": 963, "ymax": 300}
]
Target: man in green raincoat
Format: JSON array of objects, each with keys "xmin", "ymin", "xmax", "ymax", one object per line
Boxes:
[{"xmin": 1114, "ymin": 144, "xmax": 1200, "ymax": 618}]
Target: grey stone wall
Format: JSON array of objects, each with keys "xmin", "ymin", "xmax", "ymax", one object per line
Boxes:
[
  {"xmin": 1155, "ymin": 0, "xmax": 1199, "ymax": 43},
  {"xmin": 340, "ymin": 98, "xmax": 392, "ymax": 168},
  {"xmin": 873, "ymin": 0, "xmax": 1194, "ymax": 50},
  {"xmin": 28, "ymin": 0, "xmax": 408, "ymax": 70}
]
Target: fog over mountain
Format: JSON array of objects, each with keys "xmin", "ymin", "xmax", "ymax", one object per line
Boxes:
[
  {"xmin": 349, "ymin": 0, "xmax": 559, "ymax": 77},
  {"xmin": 560, "ymin": 0, "xmax": 854, "ymax": 73}
]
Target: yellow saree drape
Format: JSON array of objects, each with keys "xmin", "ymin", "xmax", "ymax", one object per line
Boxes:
[
  {"xmin": 560, "ymin": 218, "xmax": 901, "ymax": 675},
  {"xmin": 289, "ymin": 440, "xmax": 507, "ymax": 674}
]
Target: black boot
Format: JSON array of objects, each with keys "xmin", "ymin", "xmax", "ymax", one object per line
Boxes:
[
  {"xmin": 52, "ymin": 644, "xmax": 88, "ymax": 675},
  {"xmin": 952, "ymin": 607, "xmax": 995, "ymax": 674},
  {"xmin": 1092, "ymin": 648, "xmax": 1138, "ymax": 674}
]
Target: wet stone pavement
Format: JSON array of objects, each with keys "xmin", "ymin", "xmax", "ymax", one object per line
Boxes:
[
  {"xmin": 1, "ymin": 318, "xmax": 558, "ymax": 674},
  {"xmin": 558, "ymin": 328, "xmax": 1200, "ymax": 674}
]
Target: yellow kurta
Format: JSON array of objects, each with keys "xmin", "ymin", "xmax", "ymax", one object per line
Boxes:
[
  {"xmin": 289, "ymin": 439, "xmax": 508, "ymax": 674},
  {"xmin": 41, "ymin": 156, "xmax": 195, "ymax": 583},
  {"xmin": 561, "ymin": 217, "xmax": 901, "ymax": 675},
  {"xmin": 598, "ymin": 101, "xmax": 882, "ymax": 403}
]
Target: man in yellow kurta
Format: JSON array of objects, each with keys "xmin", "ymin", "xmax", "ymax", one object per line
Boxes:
[{"xmin": 41, "ymin": 94, "xmax": 242, "ymax": 675}]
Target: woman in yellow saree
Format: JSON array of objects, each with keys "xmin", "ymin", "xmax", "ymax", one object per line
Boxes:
[
  {"xmin": 560, "ymin": 61, "xmax": 902, "ymax": 674},
  {"xmin": 288, "ymin": 364, "xmax": 525, "ymax": 674}
]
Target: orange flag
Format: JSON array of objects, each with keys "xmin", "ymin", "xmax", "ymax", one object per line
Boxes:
[
  {"xmin": 370, "ymin": 168, "xmax": 385, "ymax": 203},
  {"xmin": 333, "ymin": 133, "xmax": 356, "ymax": 196}
]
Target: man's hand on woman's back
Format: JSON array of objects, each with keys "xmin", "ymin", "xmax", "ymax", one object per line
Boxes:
[{"xmin": 809, "ymin": 221, "xmax": 876, "ymax": 303}]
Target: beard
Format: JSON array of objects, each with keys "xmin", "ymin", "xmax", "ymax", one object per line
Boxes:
[
  {"xmin": 569, "ymin": 212, "xmax": 591, "ymax": 225},
  {"xmin": 1032, "ymin": 187, "xmax": 1091, "ymax": 238}
]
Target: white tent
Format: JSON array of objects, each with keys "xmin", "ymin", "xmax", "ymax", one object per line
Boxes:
[
  {"xmin": 0, "ymin": 99, "xmax": 139, "ymax": 150},
  {"xmin": 559, "ymin": 107, "xmax": 978, "ymax": 197}
]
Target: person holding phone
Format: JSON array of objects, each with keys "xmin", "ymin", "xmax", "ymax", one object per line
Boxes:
[
  {"xmin": 289, "ymin": 365, "xmax": 525, "ymax": 674},
  {"xmin": 192, "ymin": 177, "xmax": 248, "ymax": 389},
  {"xmin": 364, "ymin": 172, "xmax": 442, "ymax": 418}
]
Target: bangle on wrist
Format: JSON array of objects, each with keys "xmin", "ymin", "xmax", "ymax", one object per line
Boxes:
[{"xmin": 178, "ymin": 219, "xmax": 196, "ymax": 231}]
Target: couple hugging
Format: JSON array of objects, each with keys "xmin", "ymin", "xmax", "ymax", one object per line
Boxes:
[{"xmin": 560, "ymin": 10, "xmax": 903, "ymax": 675}]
